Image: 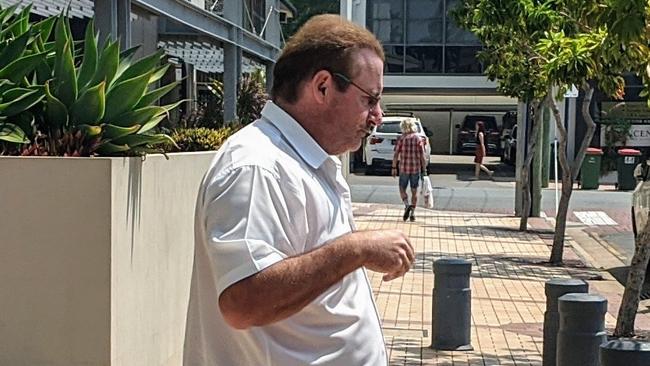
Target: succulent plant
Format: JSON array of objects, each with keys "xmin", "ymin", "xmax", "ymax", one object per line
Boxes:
[{"xmin": 0, "ymin": 8, "xmax": 182, "ymax": 156}]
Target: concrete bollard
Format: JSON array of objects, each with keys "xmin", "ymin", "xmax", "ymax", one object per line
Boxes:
[
  {"xmin": 600, "ymin": 339, "xmax": 650, "ymax": 366},
  {"xmin": 431, "ymin": 257, "xmax": 473, "ymax": 351},
  {"xmin": 543, "ymin": 278, "xmax": 589, "ymax": 366},
  {"xmin": 556, "ymin": 293, "xmax": 607, "ymax": 366}
]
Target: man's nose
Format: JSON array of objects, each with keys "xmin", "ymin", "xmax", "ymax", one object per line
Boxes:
[{"xmin": 368, "ymin": 103, "xmax": 383, "ymax": 126}]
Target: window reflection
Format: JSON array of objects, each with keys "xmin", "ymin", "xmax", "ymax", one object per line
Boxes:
[
  {"xmin": 367, "ymin": 0, "xmax": 404, "ymax": 43},
  {"xmin": 445, "ymin": 46, "xmax": 482, "ymax": 74},
  {"xmin": 405, "ymin": 47, "xmax": 442, "ymax": 74},
  {"xmin": 407, "ymin": 0, "xmax": 443, "ymax": 44},
  {"xmin": 367, "ymin": 0, "xmax": 483, "ymax": 75},
  {"xmin": 384, "ymin": 46, "xmax": 405, "ymax": 73}
]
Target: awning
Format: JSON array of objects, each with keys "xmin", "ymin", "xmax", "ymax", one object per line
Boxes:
[
  {"xmin": 382, "ymin": 94, "xmax": 518, "ymax": 113},
  {"xmin": 0, "ymin": 0, "xmax": 93, "ymax": 19},
  {"xmin": 158, "ymin": 39, "xmax": 264, "ymax": 74}
]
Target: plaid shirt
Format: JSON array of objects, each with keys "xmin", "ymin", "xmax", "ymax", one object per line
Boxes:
[{"xmin": 394, "ymin": 133, "xmax": 425, "ymax": 174}]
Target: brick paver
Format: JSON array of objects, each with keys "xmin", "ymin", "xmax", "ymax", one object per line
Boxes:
[{"xmin": 353, "ymin": 203, "xmax": 649, "ymax": 366}]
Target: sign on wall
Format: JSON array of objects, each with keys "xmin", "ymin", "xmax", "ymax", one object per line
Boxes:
[
  {"xmin": 600, "ymin": 101, "xmax": 650, "ymax": 147},
  {"xmin": 628, "ymin": 125, "xmax": 650, "ymax": 146}
]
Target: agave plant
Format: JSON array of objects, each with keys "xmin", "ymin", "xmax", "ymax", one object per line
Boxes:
[
  {"xmin": 0, "ymin": 4, "xmax": 53, "ymax": 153},
  {"xmin": 0, "ymin": 8, "xmax": 182, "ymax": 156}
]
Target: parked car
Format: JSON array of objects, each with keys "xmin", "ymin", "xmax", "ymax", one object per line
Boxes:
[
  {"xmin": 501, "ymin": 125, "xmax": 517, "ymax": 165},
  {"xmin": 364, "ymin": 114, "xmax": 432, "ymax": 174},
  {"xmin": 455, "ymin": 115, "xmax": 500, "ymax": 155}
]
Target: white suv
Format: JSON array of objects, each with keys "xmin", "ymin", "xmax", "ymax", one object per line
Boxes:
[{"xmin": 364, "ymin": 115, "xmax": 431, "ymax": 174}]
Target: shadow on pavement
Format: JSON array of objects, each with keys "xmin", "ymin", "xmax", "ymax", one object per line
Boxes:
[
  {"xmin": 412, "ymin": 251, "xmax": 601, "ymax": 281},
  {"xmin": 607, "ymin": 266, "xmax": 650, "ymax": 300}
]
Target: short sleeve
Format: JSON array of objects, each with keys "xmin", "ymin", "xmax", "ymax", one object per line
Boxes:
[{"xmin": 197, "ymin": 165, "xmax": 305, "ymax": 297}]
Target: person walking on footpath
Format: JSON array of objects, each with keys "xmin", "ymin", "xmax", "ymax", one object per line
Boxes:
[
  {"xmin": 183, "ymin": 14, "xmax": 415, "ymax": 366},
  {"xmin": 391, "ymin": 118, "xmax": 427, "ymax": 222},
  {"xmin": 473, "ymin": 120, "xmax": 494, "ymax": 180}
]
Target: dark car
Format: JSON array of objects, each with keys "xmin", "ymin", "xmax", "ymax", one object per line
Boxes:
[{"xmin": 455, "ymin": 115, "xmax": 500, "ymax": 155}]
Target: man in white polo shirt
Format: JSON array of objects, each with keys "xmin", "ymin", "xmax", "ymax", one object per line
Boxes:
[{"xmin": 184, "ymin": 14, "xmax": 415, "ymax": 366}]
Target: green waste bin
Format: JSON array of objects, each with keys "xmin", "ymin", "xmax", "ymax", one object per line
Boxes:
[
  {"xmin": 617, "ymin": 148, "xmax": 642, "ymax": 190},
  {"xmin": 580, "ymin": 147, "xmax": 603, "ymax": 189}
]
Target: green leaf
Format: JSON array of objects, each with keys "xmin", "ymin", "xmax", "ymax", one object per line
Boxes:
[
  {"xmin": 111, "ymin": 106, "xmax": 166, "ymax": 127},
  {"xmin": 96, "ymin": 141, "xmax": 130, "ymax": 155},
  {"xmin": 148, "ymin": 64, "xmax": 170, "ymax": 84},
  {"xmin": 0, "ymin": 52, "xmax": 47, "ymax": 83},
  {"xmin": 0, "ymin": 3, "xmax": 21, "ymax": 25},
  {"xmin": 54, "ymin": 40, "xmax": 77, "ymax": 108},
  {"xmin": 137, "ymin": 114, "xmax": 166, "ymax": 134},
  {"xmin": 0, "ymin": 31, "xmax": 30, "ymax": 69},
  {"xmin": 44, "ymin": 81, "xmax": 68, "ymax": 130},
  {"xmin": 103, "ymin": 123, "xmax": 140, "ymax": 139},
  {"xmin": 35, "ymin": 59, "xmax": 52, "ymax": 85},
  {"xmin": 119, "ymin": 44, "xmax": 140, "ymax": 60},
  {"xmin": 0, "ymin": 89, "xmax": 45, "ymax": 117},
  {"xmin": 0, "ymin": 122, "xmax": 28, "ymax": 143},
  {"xmin": 135, "ymin": 80, "xmax": 180, "ymax": 108},
  {"xmin": 113, "ymin": 49, "xmax": 164, "ymax": 86},
  {"xmin": 77, "ymin": 124, "xmax": 103, "ymax": 137},
  {"xmin": 112, "ymin": 132, "xmax": 174, "ymax": 147},
  {"xmin": 88, "ymin": 40, "xmax": 119, "ymax": 88},
  {"xmin": 53, "ymin": 15, "xmax": 68, "ymax": 78},
  {"xmin": 103, "ymin": 72, "xmax": 151, "ymax": 121},
  {"xmin": 70, "ymin": 81, "xmax": 105, "ymax": 126},
  {"xmin": 136, "ymin": 100, "xmax": 185, "ymax": 134},
  {"xmin": 77, "ymin": 18, "xmax": 97, "ymax": 89},
  {"xmin": 31, "ymin": 16, "xmax": 56, "ymax": 44}
]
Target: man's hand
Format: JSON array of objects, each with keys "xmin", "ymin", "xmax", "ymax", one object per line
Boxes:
[{"xmin": 354, "ymin": 229, "xmax": 415, "ymax": 281}]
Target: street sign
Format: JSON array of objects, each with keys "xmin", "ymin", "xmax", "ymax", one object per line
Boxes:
[{"xmin": 564, "ymin": 85, "xmax": 579, "ymax": 98}]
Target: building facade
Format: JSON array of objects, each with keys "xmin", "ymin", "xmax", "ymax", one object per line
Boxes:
[
  {"xmin": 1, "ymin": 0, "xmax": 294, "ymax": 125},
  {"xmin": 341, "ymin": 0, "xmax": 517, "ymax": 154}
]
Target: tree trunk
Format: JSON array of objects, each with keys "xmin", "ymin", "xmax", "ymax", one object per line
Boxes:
[
  {"xmin": 615, "ymin": 218, "xmax": 650, "ymax": 337},
  {"xmin": 519, "ymin": 99, "xmax": 544, "ymax": 231},
  {"xmin": 549, "ymin": 84, "xmax": 596, "ymax": 264}
]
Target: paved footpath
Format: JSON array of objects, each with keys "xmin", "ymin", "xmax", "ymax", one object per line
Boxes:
[{"xmin": 352, "ymin": 203, "xmax": 650, "ymax": 366}]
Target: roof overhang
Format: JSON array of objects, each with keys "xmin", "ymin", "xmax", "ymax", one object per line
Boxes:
[{"xmin": 134, "ymin": 0, "xmax": 280, "ymax": 62}]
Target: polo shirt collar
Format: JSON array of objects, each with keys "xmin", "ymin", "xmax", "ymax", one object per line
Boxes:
[{"xmin": 260, "ymin": 101, "xmax": 329, "ymax": 169}]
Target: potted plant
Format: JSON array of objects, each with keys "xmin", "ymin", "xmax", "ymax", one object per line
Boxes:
[{"xmin": 0, "ymin": 9, "xmax": 217, "ymax": 366}]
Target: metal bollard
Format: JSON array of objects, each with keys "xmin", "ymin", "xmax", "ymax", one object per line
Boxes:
[
  {"xmin": 556, "ymin": 293, "xmax": 607, "ymax": 366},
  {"xmin": 543, "ymin": 278, "xmax": 589, "ymax": 366},
  {"xmin": 600, "ymin": 339, "xmax": 650, "ymax": 366},
  {"xmin": 431, "ymin": 257, "xmax": 473, "ymax": 351}
]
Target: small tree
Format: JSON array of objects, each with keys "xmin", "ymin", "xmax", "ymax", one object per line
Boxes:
[
  {"xmin": 458, "ymin": 0, "xmax": 650, "ymax": 337},
  {"xmin": 454, "ymin": 0, "xmax": 551, "ymax": 232}
]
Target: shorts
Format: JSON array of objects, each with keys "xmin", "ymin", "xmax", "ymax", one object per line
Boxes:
[{"xmin": 399, "ymin": 173, "xmax": 420, "ymax": 190}]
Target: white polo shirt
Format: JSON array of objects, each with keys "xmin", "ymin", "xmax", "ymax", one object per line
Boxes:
[{"xmin": 183, "ymin": 101, "xmax": 387, "ymax": 366}]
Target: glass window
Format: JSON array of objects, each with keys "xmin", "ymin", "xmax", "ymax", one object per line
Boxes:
[
  {"xmin": 377, "ymin": 122, "xmax": 422, "ymax": 133},
  {"xmin": 445, "ymin": 46, "xmax": 482, "ymax": 74},
  {"xmin": 405, "ymin": 47, "xmax": 442, "ymax": 74},
  {"xmin": 244, "ymin": 0, "xmax": 265, "ymax": 34},
  {"xmin": 384, "ymin": 46, "xmax": 405, "ymax": 73},
  {"xmin": 407, "ymin": 0, "xmax": 443, "ymax": 44},
  {"xmin": 445, "ymin": 0, "xmax": 480, "ymax": 44},
  {"xmin": 367, "ymin": 0, "xmax": 404, "ymax": 44}
]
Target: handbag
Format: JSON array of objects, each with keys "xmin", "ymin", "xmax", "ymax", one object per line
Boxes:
[{"xmin": 420, "ymin": 176, "xmax": 434, "ymax": 208}]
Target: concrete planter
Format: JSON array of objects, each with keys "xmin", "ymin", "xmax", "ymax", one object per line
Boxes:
[{"xmin": 0, "ymin": 152, "xmax": 216, "ymax": 366}]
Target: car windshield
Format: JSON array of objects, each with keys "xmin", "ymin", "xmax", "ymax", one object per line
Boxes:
[
  {"xmin": 462, "ymin": 116, "xmax": 498, "ymax": 130},
  {"xmin": 376, "ymin": 121, "xmax": 421, "ymax": 134}
]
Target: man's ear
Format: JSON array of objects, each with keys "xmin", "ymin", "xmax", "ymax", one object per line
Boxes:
[{"xmin": 311, "ymin": 70, "xmax": 332, "ymax": 103}]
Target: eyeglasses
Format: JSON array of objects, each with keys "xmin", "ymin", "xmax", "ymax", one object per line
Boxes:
[{"xmin": 333, "ymin": 72, "xmax": 381, "ymax": 109}]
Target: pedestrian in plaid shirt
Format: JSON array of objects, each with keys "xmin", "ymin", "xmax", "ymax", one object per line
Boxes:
[{"xmin": 391, "ymin": 118, "xmax": 427, "ymax": 222}]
